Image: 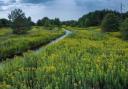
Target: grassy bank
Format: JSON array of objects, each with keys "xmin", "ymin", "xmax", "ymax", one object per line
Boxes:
[{"xmin": 0, "ymin": 27, "xmax": 64, "ymax": 61}]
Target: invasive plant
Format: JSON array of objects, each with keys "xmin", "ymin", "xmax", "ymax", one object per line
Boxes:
[
  {"xmin": 0, "ymin": 27, "xmax": 127, "ymax": 89},
  {"xmin": 0, "ymin": 27, "xmax": 64, "ymax": 61}
]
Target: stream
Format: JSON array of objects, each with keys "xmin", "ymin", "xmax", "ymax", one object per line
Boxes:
[
  {"xmin": 36, "ymin": 30, "xmax": 72, "ymax": 52},
  {"xmin": 0, "ymin": 30, "xmax": 72, "ymax": 68}
]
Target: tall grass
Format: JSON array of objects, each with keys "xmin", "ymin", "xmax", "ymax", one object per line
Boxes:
[
  {"xmin": 0, "ymin": 27, "xmax": 64, "ymax": 60},
  {"xmin": 0, "ymin": 28, "xmax": 12, "ymax": 36},
  {"xmin": 0, "ymin": 27, "xmax": 127, "ymax": 89}
]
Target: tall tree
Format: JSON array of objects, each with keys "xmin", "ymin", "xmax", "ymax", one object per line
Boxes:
[{"xmin": 8, "ymin": 9, "xmax": 32, "ymax": 34}]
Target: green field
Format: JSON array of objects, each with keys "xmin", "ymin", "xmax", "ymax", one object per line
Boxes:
[
  {"xmin": 0, "ymin": 27, "xmax": 64, "ymax": 60},
  {"xmin": 0, "ymin": 27, "xmax": 127, "ymax": 89}
]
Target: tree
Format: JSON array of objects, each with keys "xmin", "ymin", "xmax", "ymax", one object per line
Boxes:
[
  {"xmin": 42, "ymin": 17, "xmax": 51, "ymax": 27},
  {"xmin": 28, "ymin": 16, "xmax": 35, "ymax": 26},
  {"xmin": 0, "ymin": 19, "xmax": 10, "ymax": 28},
  {"xmin": 78, "ymin": 10, "xmax": 121, "ymax": 27},
  {"xmin": 54, "ymin": 18, "xmax": 61, "ymax": 27},
  {"xmin": 101, "ymin": 13, "xmax": 120, "ymax": 32},
  {"xmin": 8, "ymin": 9, "xmax": 31, "ymax": 34},
  {"xmin": 37, "ymin": 17, "xmax": 51, "ymax": 27},
  {"xmin": 36, "ymin": 17, "xmax": 62, "ymax": 28},
  {"xmin": 37, "ymin": 20, "xmax": 42, "ymax": 26},
  {"xmin": 120, "ymin": 18, "xmax": 128, "ymax": 40},
  {"xmin": 62, "ymin": 20, "xmax": 78, "ymax": 27}
]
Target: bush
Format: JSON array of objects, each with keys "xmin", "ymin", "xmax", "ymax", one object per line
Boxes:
[
  {"xmin": 101, "ymin": 13, "xmax": 120, "ymax": 32},
  {"xmin": 8, "ymin": 9, "xmax": 31, "ymax": 34},
  {"xmin": 120, "ymin": 18, "xmax": 128, "ymax": 40}
]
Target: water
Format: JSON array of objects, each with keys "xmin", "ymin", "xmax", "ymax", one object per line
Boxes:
[
  {"xmin": 36, "ymin": 30, "xmax": 72, "ymax": 52},
  {"xmin": 46, "ymin": 30, "xmax": 71, "ymax": 47}
]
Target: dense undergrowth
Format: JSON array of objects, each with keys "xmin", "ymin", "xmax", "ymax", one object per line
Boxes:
[
  {"xmin": 0, "ymin": 27, "xmax": 64, "ymax": 60},
  {"xmin": 0, "ymin": 27, "xmax": 127, "ymax": 89}
]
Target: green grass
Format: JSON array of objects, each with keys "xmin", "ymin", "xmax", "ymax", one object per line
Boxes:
[
  {"xmin": 0, "ymin": 27, "xmax": 64, "ymax": 60},
  {"xmin": 0, "ymin": 27, "xmax": 127, "ymax": 89},
  {"xmin": 0, "ymin": 28, "xmax": 12, "ymax": 36}
]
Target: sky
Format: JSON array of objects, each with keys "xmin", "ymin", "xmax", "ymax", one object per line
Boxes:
[{"xmin": 0, "ymin": 0, "xmax": 128, "ymax": 22}]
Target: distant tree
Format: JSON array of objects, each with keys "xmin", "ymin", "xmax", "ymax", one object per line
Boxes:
[
  {"xmin": 8, "ymin": 9, "xmax": 32, "ymax": 34},
  {"xmin": 28, "ymin": 16, "xmax": 35, "ymax": 26},
  {"xmin": 62, "ymin": 20, "xmax": 78, "ymax": 27},
  {"xmin": 54, "ymin": 18, "xmax": 61, "ymax": 27},
  {"xmin": 37, "ymin": 20, "xmax": 42, "ymax": 26},
  {"xmin": 36, "ymin": 17, "xmax": 62, "ymax": 28},
  {"xmin": 122, "ymin": 11, "xmax": 128, "ymax": 19},
  {"xmin": 78, "ymin": 10, "xmax": 121, "ymax": 27},
  {"xmin": 0, "ymin": 19, "xmax": 10, "ymax": 28},
  {"xmin": 101, "ymin": 13, "xmax": 120, "ymax": 32},
  {"xmin": 42, "ymin": 17, "xmax": 51, "ymax": 27},
  {"xmin": 120, "ymin": 18, "xmax": 128, "ymax": 40}
]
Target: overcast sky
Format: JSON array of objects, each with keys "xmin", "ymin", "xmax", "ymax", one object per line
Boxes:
[{"xmin": 0, "ymin": 0, "xmax": 128, "ymax": 22}]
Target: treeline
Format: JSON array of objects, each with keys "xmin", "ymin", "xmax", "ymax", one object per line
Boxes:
[
  {"xmin": 62, "ymin": 20, "xmax": 78, "ymax": 27},
  {"xmin": 37, "ymin": 17, "xmax": 61, "ymax": 27},
  {"xmin": 1, "ymin": 9, "xmax": 128, "ymax": 28},
  {"xmin": 0, "ymin": 17, "xmax": 62, "ymax": 28},
  {"xmin": 0, "ymin": 14, "xmax": 62, "ymax": 31},
  {"xmin": 78, "ymin": 10, "xmax": 121, "ymax": 27},
  {"xmin": 0, "ymin": 9, "xmax": 63, "ymax": 34},
  {"xmin": 63, "ymin": 9, "xmax": 128, "ymax": 40},
  {"xmin": 62, "ymin": 9, "xmax": 128, "ymax": 27},
  {"xmin": 0, "ymin": 9, "xmax": 128, "ymax": 39}
]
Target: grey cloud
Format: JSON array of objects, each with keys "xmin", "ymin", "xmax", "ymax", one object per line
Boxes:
[
  {"xmin": 21, "ymin": 0, "xmax": 53, "ymax": 4},
  {"xmin": 0, "ymin": 0, "xmax": 128, "ymax": 21},
  {"xmin": 75, "ymin": 0, "xmax": 127, "ymax": 12}
]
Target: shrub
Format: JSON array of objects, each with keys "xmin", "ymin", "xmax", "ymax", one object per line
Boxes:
[
  {"xmin": 101, "ymin": 13, "xmax": 120, "ymax": 32},
  {"xmin": 120, "ymin": 18, "xmax": 128, "ymax": 40}
]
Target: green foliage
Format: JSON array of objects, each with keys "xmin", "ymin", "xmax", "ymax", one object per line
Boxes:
[
  {"xmin": 8, "ymin": 9, "xmax": 32, "ymax": 34},
  {"xmin": 120, "ymin": 18, "xmax": 128, "ymax": 40},
  {"xmin": 41, "ymin": 17, "xmax": 51, "ymax": 27},
  {"xmin": 37, "ymin": 17, "xmax": 62, "ymax": 28},
  {"xmin": 101, "ymin": 13, "xmax": 120, "ymax": 32},
  {"xmin": 0, "ymin": 19, "xmax": 10, "ymax": 28},
  {"xmin": 0, "ymin": 27, "xmax": 127, "ymax": 89},
  {"xmin": 54, "ymin": 18, "xmax": 61, "ymax": 27},
  {"xmin": 62, "ymin": 20, "xmax": 78, "ymax": 27},
  {"xmin": 78, "ymin": 10, "xmax": 121, "ymax": 27}
]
